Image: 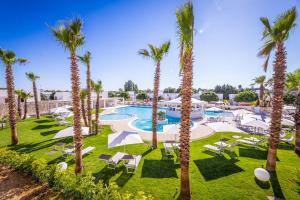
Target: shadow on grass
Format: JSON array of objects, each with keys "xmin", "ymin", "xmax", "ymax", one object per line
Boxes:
[
  {"xmin": 32, "ymin": 124, "xmax": 56, "ymax": 130},
  {"xmin": 194, "ymin": 157, "xmax": 244, "ymax": 181},
  {"xmin": 40, "ymin": 130, "xmax": 60, "ymax": 136},
  {"xmin": 115, "ymin": 171, "xmax": 133, "ymax": 187},
  {"xmin": 10, "ymin": 137, "xmax": 73, "ymax": 154},
  {"xmin": 141, "ymin": 160, "xmax": 178, "ymax": 178},
  {"xmin": 93, "ymin": 166, "xmax": 124, "ymax": 185},
  {"xmin": 254, "ymin": 177, "xmax": 270, "ymax": 189},
  {"xmin": 270, "ymin": 171, "xmax": 285, "ymax": 199},
  {"xmin": 34, "ymin": 119, "xmax": 54, "ymax": 124},
  {"xmin": 277, "ymin": 143, "xmax": 294, "ymax": 150},
  {"xmin": 239, "ymin": 148, "xmax": 268, "ymax": 160}
]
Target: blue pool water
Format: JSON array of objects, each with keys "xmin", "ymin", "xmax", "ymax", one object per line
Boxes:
[
  {"xmin": 101, "ymin": 113, "xmax": 132, "ymax": 120},
  {"xmin": 101, "ymin": 106, "xmax": 233, "ymax": 132}
]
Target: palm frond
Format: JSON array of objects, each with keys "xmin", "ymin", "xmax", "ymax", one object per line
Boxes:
[
  {"xmin": 138, "ymin": 49, "xmax": 150, "ymax": 58},
  {"xmin": 26, "ymin": 72, "xmax": 39, "ymax": 81},
  {"xmin": 78, "ymin": 51, "xmax": 91, "ymax": 65},
  {"xmin": 80, "ymin": 89, "xmax": 88, "ymax": 99}
]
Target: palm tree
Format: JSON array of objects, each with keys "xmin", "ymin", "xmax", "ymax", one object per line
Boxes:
[
  {"xmin": 15, "ymin": 89, "xmax": 23, "ymax": 119},
  {"xmin": 20, "ymin": 90, "xmax": 31, "ymax": 120},
  {"xmin": 258, "ymin": 7, "xmax": 297, "ymax": 171},
  {"xmin": 80, "ymin": 89, "xmax": 88, "ymax": 127},
  {"xmin": 138, "ymin": 41, "xmax": 170, "ymax": 148},
  {"xmin": 78, "ymin": 51, "xmax": 92, "ymax": 132},
  {"xmin": 0, "ymin": 49, "xmax": 28, "ymax": 145},
  {"xmin": 92, "ymin": 80, "xmax": 103, "ymax": 134},
  {"xmin": 51, "ymin": 18, "xmax": 85, "ymax": 174},
  {"xmin": 176, "ymin": 2, "xmax": 194, "ymax": 199},
  {"xmin": 251, "ymin": 75, "xmax": 266, "ymax": 106},
  {"xmin": 286, "ymin": 69, "xmax": 300, "ymax": 154},
  {"xmin": 26, "ymin": 72, "xmax": 40, "ymax": 119}
]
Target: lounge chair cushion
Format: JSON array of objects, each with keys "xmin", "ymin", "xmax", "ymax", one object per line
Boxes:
[
  {"xmin": 109, "ymin": 152, "xmax": 127, "ymax": 165},
  {"xmin": 204, "ymin": 144, "xmax": 221, "ymax": 151},
  {"xmin": 125, "ymin": 155, "xmax": 142, "ymax": 168},
  {"xmin": 82, "ymin": 146, "xmax": 95, "ymax": 155}
]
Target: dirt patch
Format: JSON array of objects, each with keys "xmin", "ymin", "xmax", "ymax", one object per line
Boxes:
[{"xmin": 0, "ymin": 165, "xmax": 60, "ymax": 200}]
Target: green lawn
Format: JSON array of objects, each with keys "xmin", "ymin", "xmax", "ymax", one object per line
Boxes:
[{"xmin": 0, "ymin": 116, "xmax": 299, "ymax": 199}]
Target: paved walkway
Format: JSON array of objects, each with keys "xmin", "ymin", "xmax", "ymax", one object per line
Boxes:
[{"xmin": 100, "ymin": 115, "xmax": 215, "ymax": 142}]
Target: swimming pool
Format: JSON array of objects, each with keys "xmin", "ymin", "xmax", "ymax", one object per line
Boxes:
[
  {"xmin": 101, "ymin": 113, "xmax": 132, "ymax": 120},
  {"xmin": 101, "ymin": 106, "xmax": 233, "ymax": 132}
]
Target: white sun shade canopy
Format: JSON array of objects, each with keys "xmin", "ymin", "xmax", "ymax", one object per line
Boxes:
[
  {"xmin": 50, "ymin": 107, "xmax": 71, "ymax": 114},
  {"xmin": 108, "ymin": 131, "xmax": 144, "ymax": 148},
  {"xmin": 206, "ymin": 122, "xmax": 244, "ymax": 133},
  {"xmin": 206, "ymin": 107, "xmax": 223, "ymax": 112},
  {"xmin": 241, "ymin": 118, "xmax": 269, "ymax": 130},
  {"xmin": 54, "ymin": 127, "xmax": 90, "ymax": 139},
  {"xmin": 232, "ymin": 109, "xmax": 252, "ymax": 116},
  {"xmin": 164, "ymin": 97, "xmax": 207, "ymax": 105}
]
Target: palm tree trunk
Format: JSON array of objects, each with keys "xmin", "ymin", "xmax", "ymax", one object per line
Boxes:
[
  {"xmin": 6, "ymin": 64, "xmax": 18, "ymax": 145},
  {"xmin": 260, "ymin": 84, "xmax": 264, "ymax": 107},
  {"xmin": 17, "ymin": 96, "xmax": 22, "ymax": 119},
  {"xmin": 86, "ymin": 63, "xmax": 92, "ymax": 133},
  {"xmin": 151, "ymin": 63, "xmax": 160, "ymax": 148},
  {"xmin": 180, "ymin": 49, "xmax": 193, "ymax": 200},
  {"xmin": 23, "ymin": 99, "xmax": 27, "ymax": 120},
  {"xmin": 294, "ymin": 90, "xmax": 300, "ymax": 155},
  {"xmin": 81, "ymin": 99, "xmax": 88, "ymax": 127},
  {"xmin": 70, "ymin": 52, "xmax": 83, "ymax": 174},
  {"xmin": 95, "ymin": 93, "xmax": 100, "ymax": 134},
  {"xmin": 33, "ymin": 81, "xmax": 40, "ymax": 119},
  {"xmin": 266, "ymin": 42, "xmax": 286, "ymax": 171}
]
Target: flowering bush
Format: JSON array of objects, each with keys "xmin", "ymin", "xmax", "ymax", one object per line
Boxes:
[{"xmin": 0, "ymin": 148, "xmax": 152, "ymax": 200}]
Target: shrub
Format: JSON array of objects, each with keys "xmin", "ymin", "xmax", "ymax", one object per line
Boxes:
[
  {"xmin": 136, "ymin": 92, "xmax": 149, "ymax": 100},
  {"xmin": 283, "ymin": 92, "xmax": 296, "ymax": 105},
  {"xmin": 0, "ymin": 148, "xmax": 152, "ymax": 200},
  {"xmin": 200, "ymin": 91, "xmax": 219, "ymax": 102},
  {"xmin": 234, "ymin": 89, "xmax": 258, "ymax": 102}
]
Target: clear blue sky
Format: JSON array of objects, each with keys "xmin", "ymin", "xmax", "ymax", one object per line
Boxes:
[{"xmin": 0, "ymin": 0, "xmax": 299, "ymax": 91}]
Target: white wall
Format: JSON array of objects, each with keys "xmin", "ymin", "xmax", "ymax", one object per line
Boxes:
[
  {"xmin": 54, "ymin": 91, "xmax": 72, "ymax": 101},
  {"xmin": 216, "ymin": 93, "xmax": 223, "ymax": 100}
]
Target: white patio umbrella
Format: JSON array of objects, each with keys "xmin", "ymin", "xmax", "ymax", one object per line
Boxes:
[
  {"xmin": 206, "ymin": 122, "xmax": 244, "ymax": 133},
  {"xmin": 232, "ymin": 109, "xmax": 252, "ymax": 116},
  {"xmin": 241, "ymin": 118, "xmax": 269, "ymax": 130},
  {"xmin": 265, "ymin": 117, "xmax": 295, "ymax": 126},
  {"xmin": 206, "ymin": 107, "xmax": 223, "ymax": 112},
  {"xmin": 53, "ymin": 127, "xmax": 90, "ymax": 139},
  {"xmin": 108, "ymin": 131, "xmax": 144, "ymax": 152}
]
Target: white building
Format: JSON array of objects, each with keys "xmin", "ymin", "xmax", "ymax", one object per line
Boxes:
[
  {"xmin": 54, "ymin": 91, "xmax": 72, "ymax": 101},
  {"xmin": 216, "ymin": 93, "xmax": 223, "ymax": 100},
  {"xmin": 229, "ymin": 94, "xmax": 237, "ymax": 101},
  {"xmin": 162, "ymin": 93, "xmax": 179, "ymax": 100},
  {"xmin": 192, "ymin": 92, "xmax": 202, "ymax": 100},
  {"xmin": 91, "ymin": 91, "xmax": 108, "ymax": 100},
  {"xmin": 147, "ymin": 90, "xmax": 163, "ymax": 100},
  {"xmin": 128, "ymin": 91, "xmax": 136, "ymax": 101},
  {"xmin": 27, "ymin": 89, "xmax": 41, "ymax": 102},
  {"xmin": 0, "ymin": 88, "xmax": 8, "ymax": 103}
]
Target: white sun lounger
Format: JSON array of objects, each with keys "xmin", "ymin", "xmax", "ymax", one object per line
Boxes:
[
  {"xmin": 244, "ymin": 137, "xmax": 260, "ymax": 142},
  {"xmin": 108, "ymin": 152, "xmax": 127, "ymax": 169},
  {"xmin": 204, "ymin": 144, "xmax": 223, "ymax": 155},
  {"xmin": 164, "ymin": 142, "xmax": 174, "ymax": 156},
  {"xmin": 281, "ymin": 136, "xmax": 295, "ymax": 144},
  {"xmin": 125, "ymin": 155, "xmax": 142, "ymax": 173},
  {"xmin": 237, "ymin": 138, "xmax": 266, "ymax": 148}
]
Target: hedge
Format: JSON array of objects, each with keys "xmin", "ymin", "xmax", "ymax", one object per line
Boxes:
[{"xmin": 0, "ymin": 148, "xmax": 152, "ymax": 200}]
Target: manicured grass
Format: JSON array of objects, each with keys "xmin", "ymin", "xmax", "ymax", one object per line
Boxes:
[{"xmin": 0, "ymin": 116, "xmax": 299, "ymax": 199}]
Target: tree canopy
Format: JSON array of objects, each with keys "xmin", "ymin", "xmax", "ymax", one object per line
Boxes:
[
  {"xmin": 214, "ymin": 84, "xmax": 238, "ymax": 99},
  {"xmin": 124, "ymin": 80, "xmax": 138, "ymax": 92},
  {"xmin": 234, "ymin": 89, "xmax": 258, "ymax": 102},
  {"xmin": 200, "ymin": 91, "xmax": 218, "ymax": 102}
]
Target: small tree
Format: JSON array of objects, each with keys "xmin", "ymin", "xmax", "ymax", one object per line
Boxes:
[
  {"xmin": 234, "ymin": 89, "xmax": 258, "ymax": 102},
  {"xmin": 136, "ymin": 92, "xmax": 149, "ymax": 100},
  {"xmin": 200, "ymin": 92, "xmax": 219, "ymax": 102},
  {"xmin": 283, "ymin": 92, "xmax": 296, "ymax": 105}
]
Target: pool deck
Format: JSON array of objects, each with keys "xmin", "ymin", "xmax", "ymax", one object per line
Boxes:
[{"xmin": 100, "ymin": 105, "xmax": 215, "ymax": 142}]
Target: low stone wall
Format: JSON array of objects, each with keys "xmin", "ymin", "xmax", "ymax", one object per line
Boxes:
[{"xmin": 0, "ymin": 101, "xmax": 71, "ymax": 117}]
